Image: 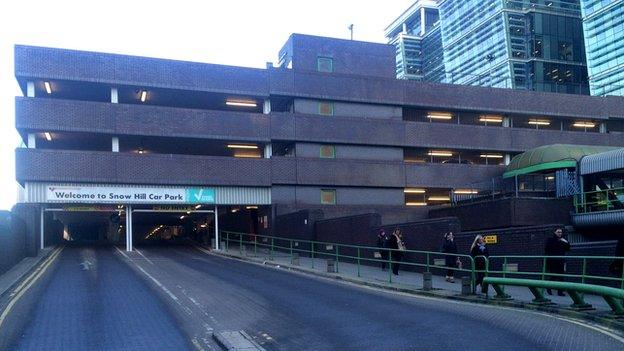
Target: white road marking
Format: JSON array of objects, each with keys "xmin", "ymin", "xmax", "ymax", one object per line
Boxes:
[
  {"xmin": 114, "ymin": 246, "xmax": 179, "ymax": 302},
  {"xmin": 135, "ymin": 249, "xmax": 155, "ymax": 265}
]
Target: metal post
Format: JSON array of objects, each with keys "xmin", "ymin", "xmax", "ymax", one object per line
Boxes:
[
  {"xmin": 125, "ymin": 205, "xmax": 133, "ymax": 252},
  {"xmin": 226, "ymin": 232, "xmax": 229, "ymax": 252},
  {"xmin": 426, "ymin": 252, "xmax": 430, "ymax": 273},
  {"xmin": 311, "ymin": 243, "xmax": 315, "ymax": 269},
  {"xmin": 290, "ymin": 240, "xmax": 293, "ymax": 264},
  {"xmin": 239, "ymin": 233, "xmax": 243, "ymax": 254},
  {"xmin": 541, "ymin": 257, "xmax": 547, "ymax": 280},
  {"xmin": 40, "ymin": 207, "xmax": 45, "ymax": 250},
  {"xmin": 270, "ymin": 238, "xmax": 274, "ymax": 260},
  {"xmin": 515, "ymin": 175, "xmax": 519, "ymax": 198},
  {"xmin": 335, "ymin": 246, "xmax": 339, "ymax": 273},
  {"xmin": 357, "ymin": 248, "xmax": 361, "ymax": 277},
  {"xmin": 581, "ymin": 258, "xmax": 587, "ymax": 284},
  {"xmin": 214, "ymin": 205, "xmax": 219, "ymax": 250},
  {"xmin": 389, "ymin": 251, "xmax": 393, "ymax": 283}
]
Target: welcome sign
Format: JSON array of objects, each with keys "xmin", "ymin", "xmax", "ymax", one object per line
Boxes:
[{"xmin": 46, "ymin": 185, "xmax": 215, "ymax": 204}]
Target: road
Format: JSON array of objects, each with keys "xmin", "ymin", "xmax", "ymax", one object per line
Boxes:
[{"xmin": 1, "ymin": 244, "xmax": 623, "ymax": 350}]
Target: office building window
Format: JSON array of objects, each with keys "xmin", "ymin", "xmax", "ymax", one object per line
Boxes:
[
  {"xmin": 317, "ymin": 57, "xmax": 333, "ymax": 73},
  {"xmin": 320, "ymin": 145, "xmax": 336, "ymax": 158},
  {"xmin": 318, "ymin": 101, "xmax": 334, "ymax": 116},
  {"xmin": 321, "ymin": 189, "xmax": 336, "ymax": 205}
]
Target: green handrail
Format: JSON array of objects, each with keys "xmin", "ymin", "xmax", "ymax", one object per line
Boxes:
[
  {"xmin": 575, "ymin": 186, "xmax": 624, "ymax": 214},
  {"xmin": 218, "ymin": 230, "xmax": 624, "ymax": 291}
]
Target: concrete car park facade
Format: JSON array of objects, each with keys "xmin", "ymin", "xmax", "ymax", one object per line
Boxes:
[{"xmin": 12, "ymin": 33, "xmax": 624, "ymax": 252}]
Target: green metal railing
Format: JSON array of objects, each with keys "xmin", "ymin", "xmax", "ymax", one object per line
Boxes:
[
  {"xmin": 575, "ymin": 187, "xmax": 624, "ymax": 214},
  {"xmin": 220, "ymin": 230, "xmax": 477, "ymax": 290},
  {"xmin": 218, "ymin": 231, "xmax": 624, "ymax": 293}
]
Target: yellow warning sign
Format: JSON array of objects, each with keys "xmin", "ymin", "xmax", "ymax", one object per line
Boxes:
[{"xmin": 484, "ymin": 235, "xmax": 498, "ymax": 244}]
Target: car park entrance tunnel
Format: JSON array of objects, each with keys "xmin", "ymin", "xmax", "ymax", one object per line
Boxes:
[{"xmin": 33, "ymin": 183, "xmax": 270, "ymax": 251}]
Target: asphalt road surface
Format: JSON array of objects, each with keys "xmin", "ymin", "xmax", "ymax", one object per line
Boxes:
[{"xmin": 1, "ymin": 244, "xmax": 623, "ymax": 351}]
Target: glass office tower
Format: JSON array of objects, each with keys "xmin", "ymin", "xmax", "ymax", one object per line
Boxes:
[
  {"xmin": 385, "ymin": 0, "xmax": 446, "ymax": 82},
  {"xmin": 438, "ymin": 0, "xmax": 590, "ymax": 94},
  {"xmin": 580, "ymin": 0, "xmax": 624, "ymax": 96}
]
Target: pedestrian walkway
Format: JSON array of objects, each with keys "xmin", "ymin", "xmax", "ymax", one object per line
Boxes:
[{"xmin": 221, "ymin": 244, "xmax": 613, "ymax": 313}]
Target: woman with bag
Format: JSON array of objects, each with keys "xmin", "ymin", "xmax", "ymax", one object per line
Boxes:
[{"xmin": 442, "ymin": 232, "xmax": 460, "ymax": 283}]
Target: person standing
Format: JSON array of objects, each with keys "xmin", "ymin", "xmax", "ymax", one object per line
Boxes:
[
  {"xmin": 470, "ymin": 235, "xmax": 490, "ymax": 294},
  {"xmin": 544, "ymin": 227, "xmax": 570, "ymax": 296},
  {"xmin": 376, "ymin": 229, "xmax": 389, "ymax": 271},
  {"xmin": 442, "ymin": 232, "xmax": 459, "ymax": 283},
  {"xmin": 389, "ymin": 228, "xmax": 406, "ymax": 275}
]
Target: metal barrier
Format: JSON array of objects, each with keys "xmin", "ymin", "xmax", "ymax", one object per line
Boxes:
[
  {"xmin": 484, "ymin": 277, "xmax": 624, "ymax": 315},
  {"xmin": 575, "ymin": 187, "xmax": 624, "ymax": 214},
  {"xmin": 220, "ymin": 230, "xmax": 476, "ymax": 291},
  {"xmin": 218, "ymin": 231, "xmax": 624, "ymax": 297}
]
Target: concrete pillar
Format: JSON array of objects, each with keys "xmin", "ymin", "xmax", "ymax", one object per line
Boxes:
[
  {"xmin": 125, "ymin": 205, "xmax": 133, "ymax": 251},
  {"xmin": 423, "ymin": 272, "xmax": 432, "ymax": 291},
  {"xmin": 27, "ymin": 133, "xmax": 36, "ymax": 149},
  {"xmin": 40, "ymin": 207, "xmax": 45, "ymax": 250},
  {"xmin": 264, "ymin": 144, "xmax": 272, "ymax": 159},
  {"xmin": 111, "ymin": 88, "xmax": 118, "ymax": 103},
  {"xmin": 112, "ymin": 137, "xmax": 119, "ymax": 152},
  {"xmin": 504, "ymin": 154, "xmax": 511, "ymax": 165},
  {"xmin": 27, "ymin": 82, "xmax": 35, "ymax": 97},
  {"xmin": 599, "ymin": 122, "xmax": 607, "ymax": 133},
  {"xmin": 214, "ymin": 205, "xmax": 219, "ymax": 250},
  {"xmin": 263, "ymin": 99, "xmax": 271, "ymax": 114}
]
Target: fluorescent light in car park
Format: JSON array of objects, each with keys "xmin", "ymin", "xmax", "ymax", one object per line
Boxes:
[
  {"xmin": 528, "ymin": 119, "xmax": 550, "ymax": 126},
  {"xmin": 180, "ymin": 215, "xmax": 185, "ymax": 219},
  {"xmin": 427, "ymin": 151, "xmax": 453, "ymax": 157},
  {"xmin": 44, "ymin": 81, "xmax": 52, "ymax": 94},
  {"xmin": 140, "ymin": 90, "xmax": 147, "ymax": 102},
  {"xmin": 479, "ymin": 115, "xmax": 503, "ymax": 123},
  {"xmin": 44, "ymin": 132, "xmax": 52, "ymax": 141},
  {"xmin": 454, "ymin": 189, "xmax": 478, "ymax": 194},
  {"xmin": 406, "ymin": 202, "xmax": 427, "ymax": 206},
  {"xmin": 427, "ymin": 112, "xmax": 453, "ymax": 120},
  {"xmin": 227, "ymin": 144, "xmax": 259, "ymax": 149},
  {"xmin": 480, "ymin": 154, "xmax": 503, "ymax": 158},
  {"xmin": 404, "ymin": 188, "xmax": 426, "ymax": 194},
  {"xmin": 573, "ymin": 122, "xmax": 595, "ymax": 128},
  {"xmin": 195, "ymin": 205, "xmax": 201, "ymax": 209},
  {"xmin": 246, "ymin": 206, "xmax": 258, "ymax": 210},
  {"xmin": 226, "ymin": 99, "xmax": 257, "ymax": 107},
  {"xmin": 234, "ymin": 153, "xmax": 262, "ymax": 158},
  {"xmin": 546, "ymin": 176, "xmax": 555, "ymax": 180},
  {"xmin": 138, "ymin": 148, "xmax": 145, "ymax": 154},
  {"xmin": 428, "ymin": 196, "xmax": 450, "ymax": 201}
]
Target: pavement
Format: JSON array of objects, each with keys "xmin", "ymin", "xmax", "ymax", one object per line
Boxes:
[
  {"xmin": 1, "ymin": 243, "xmax": 623, "ymax": 350},
  {"xmin": 219, "ymin": 244, "xmax": 613, "ymax": 313}
]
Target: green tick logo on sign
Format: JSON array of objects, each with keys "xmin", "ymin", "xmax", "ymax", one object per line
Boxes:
[{"xmin": 186, "ymin": 188, "xmax": 215, "ymax": 204}]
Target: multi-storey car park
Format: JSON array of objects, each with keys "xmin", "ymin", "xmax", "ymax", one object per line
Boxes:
[{"xmin": 11, "ymin": 33, "xmax": 624, "ymax": 254}]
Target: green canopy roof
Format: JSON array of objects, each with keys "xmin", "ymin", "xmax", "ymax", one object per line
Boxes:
[{"xmin": 503, "ymin": 144, "xmax": 620, "ymax": 178}]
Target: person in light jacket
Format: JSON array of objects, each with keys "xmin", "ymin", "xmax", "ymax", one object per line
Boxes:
[
  {"xmin": 388, "ymin": 228, "xmax": 406, "ymax": 275},
  {"xmin": 376, "ymin": 229, "xmax": 389, "ymax": 271}
]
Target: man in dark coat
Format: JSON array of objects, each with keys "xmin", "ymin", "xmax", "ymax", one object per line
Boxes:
[
  {"xmin": 442, "ymin": 232, "xmax": 459, "ymax": 282},
  {"xmin": 544, "ymin": 227, "xmax": 570, "ymax": 296},
  {"xmin": 376, "ymin": 229, "xmax": 389, "ymax": 271}
]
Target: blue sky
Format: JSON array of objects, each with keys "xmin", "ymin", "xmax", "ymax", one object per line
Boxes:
[{"xmin": 0, "ymin": 0, "xmax": 414, "ymax": 210}]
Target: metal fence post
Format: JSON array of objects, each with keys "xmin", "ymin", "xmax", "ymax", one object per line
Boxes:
[
  {"xmin": 254, "ymin": 236, "xmax": 257, "ymax": 255},
  {"xmin": 311, "ymin": 243, "xmax": 315, "ymax": 269},
  {"xmin": 226, "ymin": 232, "xmax": 229, "ymax": 252},
  {"xmin": 426, "ymin": 252, "xmax": 430, "ymax": 273},
  {"xmin": 290, "ymin": 240, "xmax": 293, "ymax": 264},
  {"xmin": 357, "ymin": 247, "xmax": 361, "ymax": 277},
  {"xmin": 581, "ymin": 258, "xmax": 587, "ymax": 284},
  {"xmin": 541, "ymin": 257, "xmax": 547, "ymax": 280},
  {"xmin": 388, "ymin": 250, "xmax": 393, "ymax": 284},
  {"xmin": 270, "ymin": 238, "xmax": 274, "ymax": 260},
  {"xmin": 239, "ymin": 234, "xmax": 243, "ymax": 254},
  {"xmin": 335, "ymin": 245, "xmax": 339, "ymax": 273}
]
